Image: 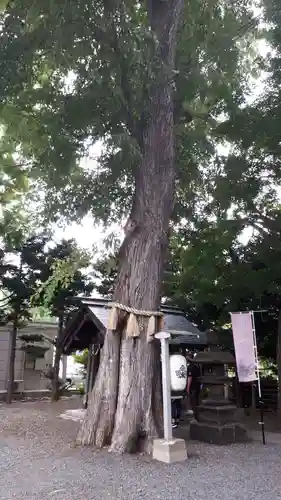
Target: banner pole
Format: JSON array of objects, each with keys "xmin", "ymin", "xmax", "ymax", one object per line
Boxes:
[{"xmin": 250, "ymin": 311, "xmax": 265, "ymax": 445}]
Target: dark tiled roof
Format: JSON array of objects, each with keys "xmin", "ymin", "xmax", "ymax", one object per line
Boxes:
[
  {"xmin": 85, "ymin": 299, "xmax": 207, "ymax": 345},
  {"xmin": 61, "ymin": 297, "xmax": 208, "ymax": 353}
]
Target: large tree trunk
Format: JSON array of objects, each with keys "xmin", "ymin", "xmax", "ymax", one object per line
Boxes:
[
  {"xmin": 52, "ymin": 312, "xmax": 64, "ymax": 402},
  {"xmin": 6, "ymin": 319, "xmax": 17, "ymax": 404},
  {"xmin": 77, "ymin": 0, "xmax": 184, "ymax": 453},
  {"xmin": 277, "ymin": 310, "xmax": 281, "ymax": 414}
]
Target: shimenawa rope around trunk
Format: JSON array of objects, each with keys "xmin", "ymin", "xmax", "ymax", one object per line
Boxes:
[{"xmin": 106, "ymin": 302, "xmax": 164, "ymax": 342}]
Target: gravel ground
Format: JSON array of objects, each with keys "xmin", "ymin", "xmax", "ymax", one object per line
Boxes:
[{"xmin": 0, "ymin": 399, "xmax": 281, "ymax": 500}]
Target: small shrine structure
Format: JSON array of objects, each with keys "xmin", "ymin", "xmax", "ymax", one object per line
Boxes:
[{"xmin": 59, "ymin": 297, "xmax": 209, "ymax": 406}]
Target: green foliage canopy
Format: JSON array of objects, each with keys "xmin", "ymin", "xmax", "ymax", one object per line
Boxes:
[{"xmin": 0, "ymin": 0, "xmax": 260, "ymax": 224}]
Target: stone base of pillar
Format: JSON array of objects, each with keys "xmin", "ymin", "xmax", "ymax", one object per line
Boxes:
[
  {"xmin": 59, "ymin": 409, "xmax": 86, "ymax": 422},
  {"xmin": 152, "ymin": 438, "xmax": 187, "ymax": 463}
]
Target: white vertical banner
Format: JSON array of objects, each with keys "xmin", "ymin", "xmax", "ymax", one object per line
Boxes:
[{"xmin": 230, "ymin": 312, "xmax": 257, "ymax": 382}]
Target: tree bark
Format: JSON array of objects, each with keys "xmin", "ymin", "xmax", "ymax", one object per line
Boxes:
[
  {"xmin": 77, "ymin": 0, "xmax": 184, "ymax": 453},
  {"xmin": 6, "ymin": 318, "xmax": 17, "ymax": 404},
  {"xmin": 277, "ymin": 310, "xmax": 281, "ymax": 414},
  {"xmin": 52, "ymin": 312, "xmax": 64, "ymax": 402}
]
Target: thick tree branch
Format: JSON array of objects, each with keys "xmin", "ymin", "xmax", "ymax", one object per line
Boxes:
[
  {"xmin": 0, "ymin": 293, "xmax": 15, "ymax": 305},
  {"xmin": 251, "ymin": 210, "xmax": 281, "ymax": 236},
  {"xmin": 94, "ymin": 21, "xmax": 143, "ymax": 150},
  {"xmin": 111, "ymin": 30, "xmax": 144, "ymax": 150},
  {"xmin": 147, "ymin": 0, "xmax": 184, "ymax": 64}
]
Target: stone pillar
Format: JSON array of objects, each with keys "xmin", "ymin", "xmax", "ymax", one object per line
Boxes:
[{"xmin": 153, "ymin": 332, "xmax": 187, "ymax": 463}]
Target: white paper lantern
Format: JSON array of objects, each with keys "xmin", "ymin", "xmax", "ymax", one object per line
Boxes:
[{"xmin": 170, "ymin": 354, "xmax": 187, "ymax": 392}]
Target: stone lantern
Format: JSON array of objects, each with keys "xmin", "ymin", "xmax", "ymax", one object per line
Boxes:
[{"xmin": 189, "ymin": 348, "xmax": 249, "ymax": 445}]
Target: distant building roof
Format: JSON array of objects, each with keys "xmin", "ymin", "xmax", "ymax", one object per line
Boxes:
[
  {"xmin": 60, "ymin": 297, "xmax": 208, "ymax": 354},
  {"xmin": 0, "ymin": 321, "xmax": 57, "ymax": 343}
]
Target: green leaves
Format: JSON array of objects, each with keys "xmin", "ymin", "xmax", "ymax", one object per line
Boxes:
[
  {"xmin": 32, "ymin": 246, "xmax": 91, "ymax": 308},
  {"xmin": 0, "ymin": 0, "xmax": 259, "ymax": 225},
  {"xmin": 2, "ymin": 0, "xmax": 280, "ymax": 358},
  {"xmin": 0, "ymin": 0, "xmax": 8, "ymax": 12},
  {"xmin": 0, "ymin": 234, "xmax": 49, "ymax": 325},
  {"xmin": 0, "ymin": 232, "xmax": 94, "ymax": 329},
  {"xmin": 73, "ymin": 348, "xmax": 88, "ymax": 378}
]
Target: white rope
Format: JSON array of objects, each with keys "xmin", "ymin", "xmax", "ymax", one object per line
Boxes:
[{"xmin": 106, "ymin": 301, "xmax": 164, "ymax": 317}]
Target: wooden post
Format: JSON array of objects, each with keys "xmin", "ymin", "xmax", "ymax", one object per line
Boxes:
[
  {"xmin": 62, "ymin": 355, "xmax": 67, "ymax": 381},
  {"xmin": 251, "ymin": 381, "xmax": 257, "ymax": 414},
  {"xmin": 90, "ymin": 347, "xmax": 100, "ymax": 391},
  {"xmin": 88, "ymin": 347, "xmax": 95, "ymax": 394},
  {"xmin": 84, "ymin": 345, "xmax": 93, "ymax": 409},
  {"xmin": 235, "ymin": 367, "xmax": 242, "ymax": 408}
]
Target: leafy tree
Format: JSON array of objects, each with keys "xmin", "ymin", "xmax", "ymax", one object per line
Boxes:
[
  {"xmin": 0, "ymin": 0, "xmax": 260, "ymax": 452},
  {"xmin": 195, "ymin": 0, "xmax": 281, "ymax": 411},
  {"xmin": 0, "ymin": 234, "xmax": 48, "ymax": 403},
  {"xmin": 0, "ymin": 1, "xmax": 258, "ymax": 224},
  {"xmin": 30, "ymin": 305, "xmax": 55, "ymax": 322},
  {"xmin": 0, "ymin": 140, "xmax": 29, "ymax": 206},
  {"xmin": 33, "ymin": 239, "xmax": 93, "ymax": 400},
  {"xmin": 93, "ymin": 253, "xmax": 118, "ymax": 298},
  {"xmin": 73, "ymin": 349, "xmax": 89, "ymax": 379}
]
